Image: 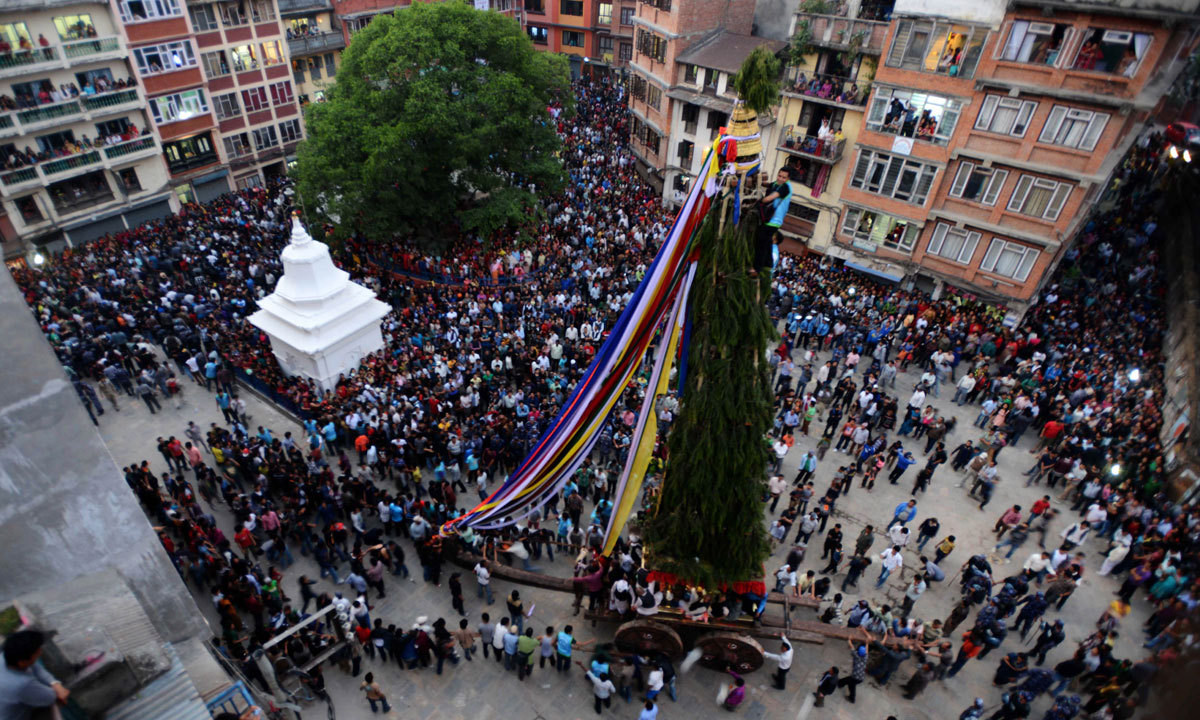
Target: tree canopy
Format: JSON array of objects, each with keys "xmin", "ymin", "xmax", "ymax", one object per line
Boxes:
[{"xmin": 293, "ymin": 3, "xmax": 573, "ymax": 247}]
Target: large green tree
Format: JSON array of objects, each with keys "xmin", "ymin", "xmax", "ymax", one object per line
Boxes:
[
  {"xmin": 294, "ymin": 3, "xmax": 572, "ymax": 246},
  {"xmin": 642, "ymin": 211, "xmax": 776, "ymax": 589}
]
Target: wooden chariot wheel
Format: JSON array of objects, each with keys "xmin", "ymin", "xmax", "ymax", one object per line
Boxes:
[
  {"xmin": 613, "ymin": 620, "xmax": 685, "ymax": 659},
  {"xmin": 694, "ymin": 631, "xmax": 765, "ymax": 674}
]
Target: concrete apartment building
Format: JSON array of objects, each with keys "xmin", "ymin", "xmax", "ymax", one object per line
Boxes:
[
  {"xmin": 0, "ymin": 1, "xmax": 172, "ymax": 261},
  {"xmin": 818, "ymin": 0, "xmax": 1199, "ymax": 314},
  {"xmin": 766, "ymin": 0, "xmax": 890, "ymax": 249},
  {"xmin": 282, "ymin": 0, "xmax": 346, "ymax": 105},
  {"xmin": 627, "ymin": 0, "xmax": 784, "ymax": 201}
]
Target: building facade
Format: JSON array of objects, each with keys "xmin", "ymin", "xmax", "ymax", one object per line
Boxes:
[
  {"xmin": 626, "ymin": 0, "xmax": 771, "ymax": 200},
  {"xmin": 816, "ymin": 0, "xmax": 1199, "ymax": 314},
  {"xmin": 282, "ymin": 0, "xmax": 345, "ymax": 105},
  {"xmin": 0, "ymin": 1, "xmax": 172, "ymax": 259},
  {"xmin": 523, "ymin": 0, "xmax": 635, "ymax": 76},
  {"xmin": 766, "ymin": 0, "xmax": 890, "ymax": 252}
]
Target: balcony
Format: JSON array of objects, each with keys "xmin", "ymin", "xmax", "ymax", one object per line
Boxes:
[
  {"xmin": 61, "ymin": 37, "xmax": 124, "ymax": 63},
  {"xmin": 778, "ymin": 125, "xmax": 845, "ymax": 165},
  {"xmin": 0, "ymin": 167, "xmax": 40, "ymax": 193},
  {"xmin": 794, "ymin": 13, "xmax": 889, "ymax": 56},
  {"xmin": 783, "ymin": 71, "xmax": 868, "ymax": 109},
  {"xmin": 83, "ymin": 89, "xmax": 142, "ymax": 116},
  {"xmin": 0, "ymin": 48, "xmax": 60, "ymax": 80},
  {"xmin": 42, "ymin": 151, "xmax": 102, "ymax": 178},
  {"xmin": 16, "ymin": 99, "xmax": 83, "ymax": 131},
  {"xmin": 103, "ymin": 136, "xmax": 158, "ymax": 163},
  {"xmin": 278, "ymin": 0, "xmax": 333, "ymax": 14},
  {"xmin": 287, "ymin": 32, "xmax": 345, "ymax": 58}
]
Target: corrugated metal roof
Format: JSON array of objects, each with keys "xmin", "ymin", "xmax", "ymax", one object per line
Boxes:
[
  {"xmin": 675, "ymin": 31, "xmax": 787, "ymax": 74},
  {"xmin": 104, "ymin": 645, "xmax": 212, "ymax": 720}
]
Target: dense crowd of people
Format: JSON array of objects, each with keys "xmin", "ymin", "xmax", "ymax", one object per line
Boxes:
[{"xmin": 9, "ymin": 75, "xmax": 1199, "ymax": 720}]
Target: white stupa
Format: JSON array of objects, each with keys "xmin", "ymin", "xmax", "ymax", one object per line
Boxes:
[{"xmin": 248, "ymin": 217, "xmax": 391, "ymax": 391}]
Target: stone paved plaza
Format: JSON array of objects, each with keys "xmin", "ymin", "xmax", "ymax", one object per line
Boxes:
[{"xmin": 90, "ymin": 337, "xmax": 1150, "ymax": 720}]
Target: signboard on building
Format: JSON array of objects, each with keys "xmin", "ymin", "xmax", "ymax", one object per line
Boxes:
[{"xmin": 474, "ymin": 0, "xmax": 489, "ymax": 9}]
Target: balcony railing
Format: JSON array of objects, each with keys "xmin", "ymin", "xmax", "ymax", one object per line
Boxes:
[
  {"xmin": 103, "ymin": 136, "xmax": 157, "ymax": 160},
  {"xmin": 778, "ymin": 125, "xmax": 845, "ymax": 164},
  {"xmin": 785, "ymin": 71, "xmax": 868, "ymax": 107},
  {"xmin": 42, "ymin": 151, "xmax": 102, "ymax": 177},
  {"xmin": 287, "ymin": 32, "xmax": 346, "ymax": 57},
  {"xmin": 16, "ymin": 99, "xmax": 83, "ymax": 127},
  {"xmin": 167, "ymin": 152, "xmax": 220, "ymax": 174},
  {"xmin": 61, "ymin": 37, "xmax": 122, "ymax": 59},
  {"xmin": 0, "ymin": 48, "xmax": 59, "ymax": 72},
  {"xmin": 0, "ymin": 167, "xmax": 38, "ymax": 188},
  {"xmin": 83, "ymin": 89, "xmax": 141, "ymax": 112},
  {"xmin": 0, "ymin": 114, "xmax": 13, "ymax": 132},
  {"xmin": 794, "ymin": 13, "xmax": 889, "ymax": 55},
  {"xmin": 278, "ymin": 0, "xmax": 333, "ymax": 13}
]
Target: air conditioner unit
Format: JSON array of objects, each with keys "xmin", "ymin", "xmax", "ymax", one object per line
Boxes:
[
  {"xmin": 1102, "ymin": 30, "xmax": 1132, "ymax": 44},
  {"xmin": 1027, "ymin": 22, "xmax": 1054, "ymax": 34}
]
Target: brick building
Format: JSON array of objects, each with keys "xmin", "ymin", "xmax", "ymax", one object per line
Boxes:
[
  {"xmin": 627, "ymin": 0, "xmax": 778, "ymax": 200},
  {"xmin": 816, "ymin": 0, "xmax": 1200, "ymax": 315}
]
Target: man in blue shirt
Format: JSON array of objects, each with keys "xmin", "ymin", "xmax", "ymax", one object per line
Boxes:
[{"xmin": 755, "ymin": 167, "xmax": 792, "ymax": 274}]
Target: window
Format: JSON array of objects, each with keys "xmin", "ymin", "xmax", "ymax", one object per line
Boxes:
[
  {"xmin": 598, "ymin": 36, "xmax": 614, "ymax": 57},
  {"xmin": 217, "ymin": 1, "xmax": 247, "ymax": 27},
  {"xmin": 631, "ymin": 116, "xmax": 661, "ymax": 155},
  {"xmin": 117, "ymin": 0, "xmax": 181, "ymax": 23},
  {"xmin": 949, "ymin": 162, "xmax": 1008, "ymax": 206},
  {"xmin": 202, "ymin": 50, "xmax": 230, "ymax": 78},
  {"xmin": 279, "ymin": 119, "xmax": 302, "ymax": 144},
  {"xmin": 926, "ymin": 224, "xmax": 981, "ymax": 264},
  {"xmin": 974, "ymin": 95, "xmax": 1038, "ymax": 137},
  {"xmin": 865, "ymin": 87, "xmax": 962, "ymax": 145},
  {"xmin": 528, "ymin": 26, "xmax": 548, "ymax": 45},
  {"xmin": 705, "ymin": 68, "xmax": 719, "ymax": 93},
  {"xmin": 118, "ymin": 167, "xmax": 142, "ymax": 191},
  {"xmin": 980, "ymin": 238, "xmax": 1039, "ymax": 281},
  {"xmin": 525, "ymin": 0, "xmax": 545, "ymax": 12},
  {"xmin": 1007, "ymin": 175, "xmax": 1071, "ymax": 221},
  {"xmin": 630, "ymin": 73, "xmax": 647, "ymax": 101},
  {"xmin": 619, "ymin": 42, "xmax": 632, "ymax": 61},
  {"xmin": 16, "ymin": 196, "xmax": 43, "ymax": 223},
  {"xmin": 681, "ymin": 103, "xmax": 699, "ymax": 133},
  {"xmin": 637, "ymin": 30, "xmax": 666, "ymax": 62},
  {"xmin": 269, "ymin": 81, "xmax": 294, "ymax": 106},
  {"xmin": 241, "ymin": 86, "xmax": 269, "ymax": 112},
  {"xmin": 150, "ymin": 89, "xmax": 208, "ymax": 124},
  {"xmin": 292, "ymin": 58, "xmax": 306, "ymax": 83},
  {"xmin": 1072, "ymin": 28, "xmax": 1151, "ymax": 77},
  {"xmin": 162, "ymin": 132, "xmax": 217, "ymax": 173},
  {"xmin": 249, "ymin": 0, "xmax": 276, "ymax": 22},
  {"xmin": 236, "ymin": 174, "xmax": 263, "ymax": 191},
  {"xmin": 95, "ymin": 118, "xmax": 132, "ymax": 138},
  {"xmin": 188, "ymin": 4, "xmax": 218, "ymax": 31},
  {"xmin": 563, "ymin": 30, "xmax": 584, "ymax": 48},
  {"xmin": 324, "ymin": 53, "xmax": 336, "ymax": 76},
  {"xmin": 214, "ymin": 92, "xmax": 240, "ymax": 120},
  {"xmin": 646, "ymin": 84, "xmax": 661, "ymax": 110},
  {"xmin": 52, "ymin": 15, "xmax": 93, "ymax": 41},
  {"xmin": 598, "ymin": 3, "xmax": 613, "ymax": 25},
  {"xmin": 560, "ymin": 0, "xmax": 584, "ymax": 15},
  {"xmin": 133, "ymin": 41, "xmax": 197, "ymax": 76},
  {"xmin": 1001, "ymin": 21, "xmax": 1069, "ymax": 66},
  {"xmin": 886, "ymin": 19, "xmax": 986, "ymax": 79},
  {"xmin": 260, "ymin": 41, "xmax": 283, "ymax": 67},
  {"xmin": 308, "ymin": 56, "xmax": 322, "ymax": 80},
  {"xmin": 706, "ymin": 111, "xmax": 727, "ymax": 140},
  {"xmin": 849, "ymin": 149, "xmax": 939, "ymax": 206},
  {"xmin": 1038, "ymin": 105, "xmax": 1109, "ymax": 151},
  {"xmin": 621, "ymin": 7, "xmax": 635, "ymax": 24},
  {"xmin": 36, "ymin": 130, "xmax": 76, "ymax": 154},
  {"xmin": 840, "ymin": 207, "xmax": 920, "ymax": 251},
  {"xmin": 223, "ymin": 132, "xmax": 251, "ymax": 158},
  {"xmin": 684, "ymin": 65, "xmax": 698, "ymax": 84},
  {"xmin": 0, "ymin": 23, "xmax": 30, "ymax": 52},
  {"xmin": 642, "ymin": 0, "xmax": 671, "ymax": 9},
  {"xmin": 677, "ymin": 139, "xmax": 694, "ymax": 165},
  {"xmin": 252, "ymin": 125, "xmax": 279, "ymax": 151},
  {"xmin": 229, "ymin": 44, "xmax": 258, "ymax": 72}
]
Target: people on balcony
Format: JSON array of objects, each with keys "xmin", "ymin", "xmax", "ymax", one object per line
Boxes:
[{"xmin": 4, "ymin": 126, "xmax": 148, "ymax": 171}]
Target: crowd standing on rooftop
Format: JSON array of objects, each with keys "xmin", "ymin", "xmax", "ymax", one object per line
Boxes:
[{"xmin": 6, "ymin": 77, "xmax": 1199, "ymax": 720}]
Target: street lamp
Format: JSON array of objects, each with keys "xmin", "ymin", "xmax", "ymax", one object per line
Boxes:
[
  {"xmin": 1129, "ymin": 368, "xmax": 1141, "ymax": 383},
  {"xmin": 32, "ymin": 252, "xmax": 44, "ymax": 266},
  {"xmin": 847, "ymin": 286, "xmax": 856, "ymax": 296},
  {"xmin": 1110, "ymin": 463, "xmax": 1122, "ymax": 477}
]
